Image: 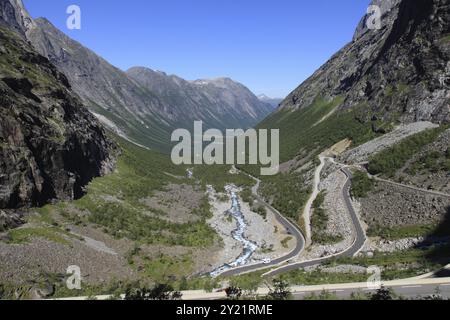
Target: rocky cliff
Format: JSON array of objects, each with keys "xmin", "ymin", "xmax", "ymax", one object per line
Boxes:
[
  {"xmin": 0, "ymin": 17, "xmax": 115, "ymax": 224},
  {"xmin": 0, "ymin": 0, "xmax": 34, "ymax": 36},
  {"xmin": 278, "ymin": 0, "xmax": 449, "ymax": 125}
]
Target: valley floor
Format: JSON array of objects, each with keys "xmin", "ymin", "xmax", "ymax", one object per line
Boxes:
[{"xmin": 1, "ymin": 123, "xmax": 449, "ymax": 300}]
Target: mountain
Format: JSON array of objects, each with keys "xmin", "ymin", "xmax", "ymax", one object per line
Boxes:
[
  {"xmin": 25, "ymin": 15, "xmax": 272, "ymax": 152},
  {"xmin": 0, "ymin": 0, "xmax": 34, "ymax": 36},
  {"xmin": 0, "ymin": 4, "xmax": 115, "ymax": 223},
  {"xmin": 127, "ymin": 67, "xmax": 273, "ymax": 130},
  {"xmin": 259, "ymin": 0, "xmax": 449, "ymax": 163},
  {"xmin": 26, "ymin": 17, "xmax": 176, "ymax": 152},
  {"xmin": 252, "ymin": 0, "xmax": 450, "ymax": 256},
  {"xmin": 257, "ymin": 94, "xmax": 283, "ymax": 109}
]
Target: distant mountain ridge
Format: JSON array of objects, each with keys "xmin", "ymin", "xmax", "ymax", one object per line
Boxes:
[
  {"xmin": 257, "ymin": 94, "xmax": 283, "ymax": 109},
  {"xmin": 127, "ymin": 67, "xmax": 273, "ymax": 130},
  {"xmin": 27, "ymin": 17, "xmax": 177, "ymax": 152},
  {"xmin": 16, "ymin": 7, "xmax": 272, "ymax": 152},
  {"xmin": 260, "ymin": 0, "xmax": 449, "ymax": 163}
]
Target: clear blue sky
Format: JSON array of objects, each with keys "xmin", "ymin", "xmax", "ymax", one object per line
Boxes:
[{"xmin": 23, "ymin": 0, "xmax": 370, "ymax": 98}]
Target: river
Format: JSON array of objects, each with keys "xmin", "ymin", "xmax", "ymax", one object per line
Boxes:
[{"xmin": 210, "ymin": 185, "xmax": 258, "ymax": 278}]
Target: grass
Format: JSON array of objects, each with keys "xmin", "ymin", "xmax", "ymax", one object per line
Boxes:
[
  {"xmin": 279, "ymin": 269, "xmax": 368, "ymax": 286},
  {"xmin": 240, "ymin": 187, "xmax": 254, "ymax": 204},
  {"xmin": 220, "ymin": 268, "xmax": 366, "ymax": 290},
  {"xmin": 351, "ymin": 171, "xmax": 375, "ymax": 198},
  {"xmin": 6, "ymin": 227, "xmax": 71, "ymax": 246},
  {"xmin": 440, "ymin": 33, "xmax": 450, "ymax": 43},
  {"xmin": 225, "ymin": 271, "xmax": 267, "ymax": 292},
  {"xmin": 176, "ymin": 277, "xmax": 221, "ymax": 292},
  {"xmin": 259, "ymin": 171, "xmax": 310, "ymax": 222},
  {"xmin": 367, "ymin": 215, "xmax": 450, "ymax": 240},
  {"xmin": 30, "ymin": 205, "xmax": 58, "ymax": 225},
  {"xmin": 303, "ymin": 291, "xmax": 340, "ymax": 300},
  {"xmin": 0, "ymin": 130, "xmax": 268, "ymax": 290},
  {"xmin": 257, "ymin": 96, "xmax": 379, "ymax": 163},
  {"xmin": 193, "ymin": 164, "xmax": 254, "ymax": 192},
  {"xmin": 139, "ymin": 254, "xmax": 195, "ymax": 284},
  {"xmin": 368, "ymin": 126, "xmax": 448, "ymax": 177},
  {"xmin": 281, "ymin": 237, "xmax": 293, "ymax": 249},
  {"xmin": 0, "ymin": 27, "xmax": 55, "ymax": 88},
  {"xmin": 384, "ymin": 83, "xmax": 411, "ymax": 97},
  {"xmin": 407, "ymin": 148, "xmax": 450, "ymax": 175},
  {"xmin": 238, "ymin": 97, "xmax": 383, "ymax": 233},
  {"xmin": 367, "ymin": 224, "xmax": 437, "ymax": 240},
  {"xmin": 15, "ymin": 134, "xmax": 226, "ymax": 249},
  {"xmin": 68, "ymin": 134, "xmax": 257, "ymax": 248},
  {"xmin": 51, "ymin": 135, "xmax": 220, "ymax": 248},
  {"xmin": 85, "ymin": 199, "xmax": 216, "ymax": 247},
  {"xmin": 332, "ymin": 245, "xmax": 450, "ymax": 280},
  {"xmin": 223, "ymin": 243, "xmax": 448, "ymax": 287}
]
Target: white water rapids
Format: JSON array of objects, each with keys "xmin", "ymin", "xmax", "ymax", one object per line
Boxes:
[{"xmin": 210, "ymin": 185, "xmax": 258, "ymax": 278}]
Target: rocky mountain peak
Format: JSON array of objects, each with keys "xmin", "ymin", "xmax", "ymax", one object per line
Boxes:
[
  {"xmin": 0, "ymin": 0, "xmax": 35, "ymax": 36},
  {"xmin": 353, "ymin": 0, "xmax": 401, "ymax": 40},
  {"xmin": 279, "ymin": 0, "xmax": 449, "ymax": 124}
]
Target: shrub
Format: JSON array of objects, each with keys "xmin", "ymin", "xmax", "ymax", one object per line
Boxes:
[{"xmin": 351, "ymin": 171, "xmax": 375, "ymax": 198}]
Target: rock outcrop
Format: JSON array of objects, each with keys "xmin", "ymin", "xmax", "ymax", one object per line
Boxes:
[
  {"xmin": 279, "ymin": 0, "xmax": 449, "ymax": 124},
  {"xmin": 353, "ymin": 0, "xmax": 401, "ymax": 40},
  {"xmin": 0, "ymin": 20, "xmax": 116, "ymax": 215},
  {"xmin": 0, "ymin": 0, "xmax": 34, "ymax": 36}
]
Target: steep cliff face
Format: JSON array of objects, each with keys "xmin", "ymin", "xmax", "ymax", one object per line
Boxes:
[
  {"xmin": 257, "ymin": 94, "xmax": 282, "ymax": 109},
  {"xmin": 0, "ymin": 24, "xmax": 116, "ymax": 214},
  {"xmin": 353, "ymin": 0, "xmax": 401, "ymax": 40},
  {"xmin": 0, "ymin": 0, "xmax": 34, "ymax": 36},
  {"xmin": 260, "ymin": 0, "xmax": 449, "ymax": 163},
  {"xmin": 278, "ymin": 0, "xmax": 449, "ymax": 124}
]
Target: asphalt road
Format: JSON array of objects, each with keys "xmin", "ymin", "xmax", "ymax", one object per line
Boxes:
[
  {"xmin": 55, "ymin": 278, "xmax": 450, "ymax": 300},
  {"xmin": 291, "ymin": 282, "xmax": 450, "ymax": 300},
  {"xmin": 218, "ymin": 178, "xmax": 306, "ymax": 277},
  {"xmin": 263, "ymin": 167, "xmax": 367, "ymax": 277}
]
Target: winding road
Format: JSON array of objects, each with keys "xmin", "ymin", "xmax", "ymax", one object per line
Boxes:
[
  {"xmin": 218, "ymin": 160, "xmax": 368, "ymax": 278},
  {"xmin": 263, "ymin": 167, "xmax": 367, "ymax": 276}
]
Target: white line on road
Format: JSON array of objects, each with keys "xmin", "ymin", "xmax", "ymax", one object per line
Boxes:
[{"xmin": 401, "ymin": 285, "xmax": 422, "ymax": 289}]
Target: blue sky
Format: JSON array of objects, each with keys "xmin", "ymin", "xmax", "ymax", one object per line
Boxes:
[{"xmin": 23, "ymin": 0, "xmax": 370, "ymax": 98}]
